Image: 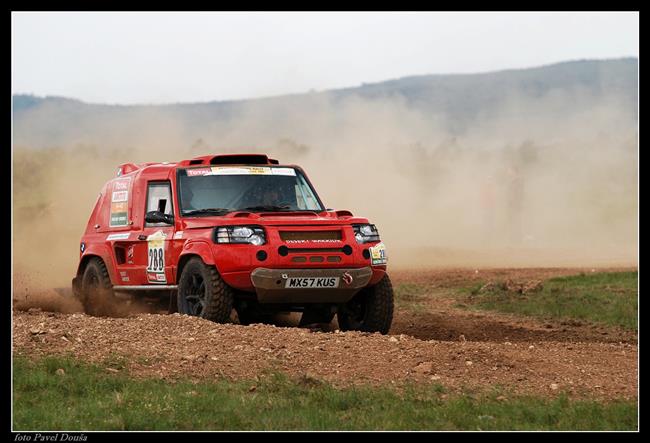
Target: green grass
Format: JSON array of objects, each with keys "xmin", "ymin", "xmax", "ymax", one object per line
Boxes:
[
  {"xmin": 13, "ymin": 356, "xmax": 637, "ymax": 431},
  {"xmin": 462, "ymin": 271, "xmax": 638, "ymax": 330},
  {"xmin": 394, "ymin": 283, "xmax": 429, "ymax": 312}
]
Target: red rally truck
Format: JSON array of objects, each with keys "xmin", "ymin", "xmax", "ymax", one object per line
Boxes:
[{"xmin": 72, "ymin": 154, "xmax": 393, "ymax": 333}]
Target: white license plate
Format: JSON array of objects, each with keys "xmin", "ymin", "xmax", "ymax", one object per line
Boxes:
[{"xmin": 285, "ymin": 277, "xmax": 339, "ymax": 289}]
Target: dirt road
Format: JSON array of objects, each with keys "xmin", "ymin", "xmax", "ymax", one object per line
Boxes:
[{"xmin": 13, "ymin": 268, "xmax": 638, "ymax": 400}]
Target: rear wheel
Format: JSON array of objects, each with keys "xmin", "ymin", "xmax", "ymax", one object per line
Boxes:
[
  {"xmin": 177, "ymin": 258, "xmax": 233, "ymax": 323},
  {"xmin": 337, "ymin": 274, "xmax": 394, "ymax": 334},
  {"xmin": 80, "ymin": 258, "xmax": 116, "ymax": 316}
]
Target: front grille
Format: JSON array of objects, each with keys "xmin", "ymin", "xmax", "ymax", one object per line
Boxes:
[
  {"xmin": 283, "ymin": 247, "xmax": 343, "ymax": 253},
  {"xmin": 280, "ymin": 230, "xmax": 342, "ymax": 241},
  {"xmin": 278, "ymin": 245, "xmax": 353, "ymax": 256}
]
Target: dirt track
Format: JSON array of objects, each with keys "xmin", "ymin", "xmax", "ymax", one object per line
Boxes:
[{"xmin": 13, "ymin": 268, "xmax": 638, "ymax": 400}]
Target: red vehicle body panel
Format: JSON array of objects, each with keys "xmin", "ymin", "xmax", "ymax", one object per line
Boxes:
[{"xmin": 74, "ymin": 155, "xmax": 387, "ymax": 300}]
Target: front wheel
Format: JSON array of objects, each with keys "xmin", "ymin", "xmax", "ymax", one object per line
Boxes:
[
  {"xmin": 177, "ymin": 258, "xmax": 234, "ymax": 323},
  {"xmin": 337, "ymin": 274, "xmax": 394, "ymax": 334}
]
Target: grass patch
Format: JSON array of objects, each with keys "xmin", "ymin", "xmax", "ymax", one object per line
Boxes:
[
  {"xmin": 461, "ymin": 271, "xmax": 638, "ymax": 330},
  {"xmin": 394, "ymin": 283, "xmax": 429, "ymax": 312},
  {"xmin": 13, "ymin": 356, "xmax": 637, "ymax": 431}
]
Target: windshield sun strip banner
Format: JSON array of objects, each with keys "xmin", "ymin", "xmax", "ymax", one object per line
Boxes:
[{"xmin": 184, "ymin": 166, "xmax": 296, "ymax": 176}]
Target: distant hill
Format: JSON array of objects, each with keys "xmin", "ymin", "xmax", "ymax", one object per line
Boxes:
[{"xmin": 12, "ymin": 58, "xmax": 638, "ymax": 149}]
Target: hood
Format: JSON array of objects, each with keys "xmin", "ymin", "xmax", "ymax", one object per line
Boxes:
[{"xmin": 181, "ymin": 210, "xmax": 370, "ymax": 230}]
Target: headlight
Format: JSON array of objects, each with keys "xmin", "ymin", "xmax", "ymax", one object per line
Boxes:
[
  {"xmin": 215, "ymin": 226, "xmax": 266, "ymax": 245},
  {"xmin": 353, "ymin": 224, "xmax": 380, "ymax": 244}
]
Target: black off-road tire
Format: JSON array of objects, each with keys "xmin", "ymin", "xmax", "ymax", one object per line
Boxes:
[
  {"xmin": 80, "ymin": 258, "xmax": 116, "ymax": 317},
  {"xmin": 177, "ymin": 258, "xmax": 234, "ymax": 323},
  {"xmin": 337, "ymin": 274, "xmax": 394, "ymax": 334}
]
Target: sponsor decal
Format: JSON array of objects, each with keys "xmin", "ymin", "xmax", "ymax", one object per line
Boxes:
[
  {"xmin": 369, "ymin": 242, "xmax": 387, "ymax": 265},
  {"xmin": 106, "ymin": 233, "xmax": 130, "ymax": 241},
  {"xmin": 80, "ymin": 242, "xmax": 86, "ymax": 253},
  {"xmin": 146, "ymin": 230, "xmax": 167, "ymax": 284},
  {"xmin": 271, "ymin": 167, "xmax": 296, "ymax": 176},
  {"xmin": 209, "ymin": 166, "xmax": 296, "ymax": 176},
  {"xmin": 285, "ymin": 239, "xmax": 341, "ymax": 244},
  {"xmin": 119, "ymin": 271, "xmax": 130, "ymax": 282},
  {"xmin": 211, "ymin": 166, "xmax": 269, "ymax": 175},
  {"xmin": 173, "ymin": 231, "xmax": 184, "ymax": 239},
  {"xmin": 112, "ymin": 191, "xmax": 128, "ymax": 202},
  {"xmin": 109, "ymin": 178, "xmax": 131, "ymax": 227},
  {"xmin": 186, "ymin": 168, "xmax": 211, "ymax": 176},
  {"xmin": 111, "ymin": 201, "xmax": 128, "ymax": 211},
  {"xmin": 113, "ymin": 179, "xmax": 129, "ymax": 191},
  {"xmin": 342, "ymin": 272, "xmax": 353, "ymax": 286}
]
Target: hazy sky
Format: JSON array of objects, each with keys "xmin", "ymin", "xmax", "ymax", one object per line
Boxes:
[{"xmin": 12, "ymin": 12, "xmax": 639, "ymax": 105}]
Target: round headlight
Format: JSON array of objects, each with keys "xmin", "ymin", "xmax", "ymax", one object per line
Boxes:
[{"xmin": 360, "ymin": 225, "xmax": 374, "ymax": 235}]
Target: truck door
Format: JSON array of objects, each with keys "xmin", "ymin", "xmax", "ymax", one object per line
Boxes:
[{"xmin": 134, "ymin": 181, "xmax": 176, "ymax": 285}]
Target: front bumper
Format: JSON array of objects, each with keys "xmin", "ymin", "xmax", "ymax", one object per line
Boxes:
[{"xmin": 250, "ymin": 267, "xmax": 373, "ymax": 303}]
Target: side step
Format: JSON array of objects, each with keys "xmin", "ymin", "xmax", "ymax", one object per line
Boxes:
[{"xmin": 112, "ymin": 285, "xmax": 178, "ymax": 290}]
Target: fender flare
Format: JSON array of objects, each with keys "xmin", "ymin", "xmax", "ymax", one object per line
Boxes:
[
  {"xmin": 76, "ymin": 243, "xmax": 117, "ymax": 285},
  {"xmin": 177, "ymin": 240, "xmax": 217, "ymax": 283}
]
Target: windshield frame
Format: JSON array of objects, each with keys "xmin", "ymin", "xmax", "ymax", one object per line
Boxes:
[{"xmin": 175, "ymin": 165, "xmax": 326, "ymax": 217}]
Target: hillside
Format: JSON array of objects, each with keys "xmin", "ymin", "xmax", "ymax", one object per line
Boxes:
[{"xmin": 12, "ymin": 58, "xmax": 638, "ymax": 149}]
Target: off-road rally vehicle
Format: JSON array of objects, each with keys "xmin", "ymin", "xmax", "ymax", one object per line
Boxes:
[{"xmin": 72, "ymin": 154, "xmax": 393, "ymax": 333}]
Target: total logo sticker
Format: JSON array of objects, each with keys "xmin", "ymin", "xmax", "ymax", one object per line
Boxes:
[
  {"xmin": 369, "ymin": 242, "xmax": 387, "ymax": 266},
  {"xmin": 146, "ymin": 230, "xmax": 167, "ymax": 284}
]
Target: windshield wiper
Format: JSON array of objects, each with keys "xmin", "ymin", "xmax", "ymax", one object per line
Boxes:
[
  {"xmin": 183, "ymin": 208, "xmax": 232, "ymax": 216},
  {"xmin": 239, "ymin": 205, "xmax": 292, "ymax": 212}
]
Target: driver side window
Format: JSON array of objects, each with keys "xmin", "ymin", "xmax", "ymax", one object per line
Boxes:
[{"xmin": 146, "ymin": 182, "xmax": 173, "ymax": 226}]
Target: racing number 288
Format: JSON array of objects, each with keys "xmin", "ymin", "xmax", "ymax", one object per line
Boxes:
[{"xmin": 147, "ymin": 247, "xmax": 164, "ymax": 272}]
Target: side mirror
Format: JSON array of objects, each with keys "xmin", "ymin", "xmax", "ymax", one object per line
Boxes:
[{"xmin": 145, "ymin": 211, "xmax": 174, "ymax": 225}]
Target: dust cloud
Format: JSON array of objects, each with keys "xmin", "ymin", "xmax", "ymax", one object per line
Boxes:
[{"xmin": 13, "ymin": 89, "xmax": 638, "ymax": 301}]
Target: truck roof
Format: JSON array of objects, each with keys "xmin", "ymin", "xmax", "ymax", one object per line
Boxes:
[{"xmin": 116, "ymin": 153, "xmax": 282, "ymax": 177}]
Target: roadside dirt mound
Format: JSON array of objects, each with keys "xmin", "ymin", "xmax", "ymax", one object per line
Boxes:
[{"xmin": 13, "ymin": 310, "xmax": 637, "ymax": 400}]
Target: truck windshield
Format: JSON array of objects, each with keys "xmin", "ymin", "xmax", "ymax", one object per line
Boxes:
[{"xmin": 177, "ymin": 166, "xmax": 324, "ymax": 216}]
